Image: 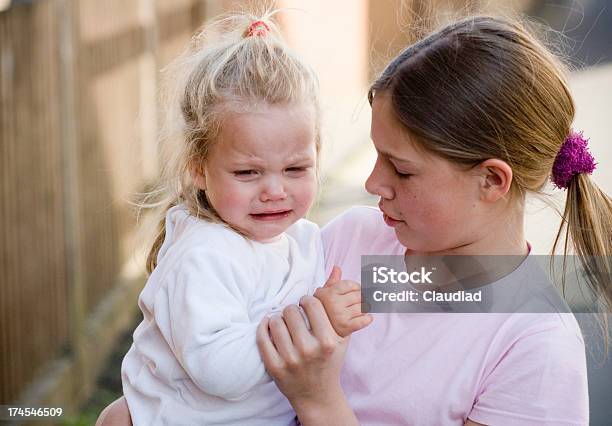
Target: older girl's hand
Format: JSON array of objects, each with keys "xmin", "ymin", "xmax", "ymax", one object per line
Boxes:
[{"xmin": 256, "ymin": 269, "xmax": 358, "ymax": 425}]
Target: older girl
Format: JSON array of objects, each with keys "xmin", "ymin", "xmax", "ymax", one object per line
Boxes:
[{"xmin": 258, "ymin": 16, "xmax": 611, "ymax": 425}]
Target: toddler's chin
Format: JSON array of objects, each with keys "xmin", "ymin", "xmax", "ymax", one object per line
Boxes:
[{"xmin": 252, "ymin": 220, "xmax": 301, "ymax": 243}]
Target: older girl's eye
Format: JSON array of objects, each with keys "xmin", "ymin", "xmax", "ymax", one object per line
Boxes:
[
  {"xmin": 394, "ymin": 169, "xmax": 413, "ymax": 179},
  {"xmin": 387, "ymin": 157, "xmax": 413, "ymax": 180}
]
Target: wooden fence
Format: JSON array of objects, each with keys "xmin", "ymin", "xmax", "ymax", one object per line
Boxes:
[
  {"xmin": 0, "ymin": 0, "xmax": 221, "ymax": 411},
  {"xmin": 1, "ymin": 0, "xmax": 521, "ymax": 414}
]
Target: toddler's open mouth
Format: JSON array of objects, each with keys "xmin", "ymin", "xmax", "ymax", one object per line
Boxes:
[{"xmin": 250, "ymin": 210, "xmax": 292, "ymax": 221}]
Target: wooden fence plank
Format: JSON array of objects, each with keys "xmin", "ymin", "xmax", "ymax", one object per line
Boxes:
[{"xmin": 0, "ymin": 0, "xmax": 207, "ymax": 405}]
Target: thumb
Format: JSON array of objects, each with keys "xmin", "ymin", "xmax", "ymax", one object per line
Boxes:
[{"xmin": 324, "ymin": 265, "xmax": 342, "ymax": 287}]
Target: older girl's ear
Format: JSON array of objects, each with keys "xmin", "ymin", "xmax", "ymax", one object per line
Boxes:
[{"xmin": 476, "ymin": 158, "xmax": 513, "ymax": 202}]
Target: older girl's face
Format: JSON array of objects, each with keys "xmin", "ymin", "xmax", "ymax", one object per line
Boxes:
[{"xmin": 365, "ymin": 96, "xmax": 485, "ymax": 254}]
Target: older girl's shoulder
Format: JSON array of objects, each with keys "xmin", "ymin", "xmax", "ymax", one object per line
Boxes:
[
  {"xmin": 322, "ymin": 206, "xmax": 384, "ymax": 236},
  {"xmin": 321, "ymin": 206, "xmax": 402, "ymax": 261}
]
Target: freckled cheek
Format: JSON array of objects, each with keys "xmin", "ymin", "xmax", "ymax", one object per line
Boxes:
[
  {"xmin": 427, "ymin": 194, "xmax": 471, "ymax": 235},
  {"xmin": 399, "ymin": 189, "xmax": 449, "ymax": 227}
]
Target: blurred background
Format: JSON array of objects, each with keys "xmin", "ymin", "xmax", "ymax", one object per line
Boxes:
[{"xmin": 1, "ymin": 0, "xmax": 611, "ymax": 424}]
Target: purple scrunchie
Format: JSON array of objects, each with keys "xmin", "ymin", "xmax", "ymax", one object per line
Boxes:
[{"xmin": 551, "ymin": 130, "xmax": 597, "ymax": 189}]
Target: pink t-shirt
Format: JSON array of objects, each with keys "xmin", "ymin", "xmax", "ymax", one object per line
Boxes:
[{"xmin": 321, "ymin": 206, "xmax": 589, "ymax": 426}]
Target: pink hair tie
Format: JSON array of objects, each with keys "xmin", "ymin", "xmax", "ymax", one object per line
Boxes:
[
  {"xmin": 245, "ymin": 20, "xmax": 270, "ymax": 38},
  {"xmin": 551, "ymin": 130, "xmax": 597, "ymax": 190}
]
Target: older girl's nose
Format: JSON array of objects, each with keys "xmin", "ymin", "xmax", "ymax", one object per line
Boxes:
[{"xmin": 365, "ymin": 157, "xmax": 394, "ymax": 200}]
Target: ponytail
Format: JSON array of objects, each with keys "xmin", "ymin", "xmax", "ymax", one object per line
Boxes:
[
  {"xmin": 553, "ymin": 174, "xmax": 612, "ymax": 311},
  {"xmin": 146, "ymin": 200, "xmax": 174, "ymax": 275}
]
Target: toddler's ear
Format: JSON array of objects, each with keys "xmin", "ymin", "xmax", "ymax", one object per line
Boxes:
[
  {"xmin": 477, "ymin": 158, "xmax": 512, "ymax": 202},
  {"xmin": 189, "ymin": 161, "xmax": 207, "ymax": 191}
]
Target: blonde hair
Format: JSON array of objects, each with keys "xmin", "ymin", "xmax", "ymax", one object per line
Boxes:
[
  {"xmin": 141, "ymin": 8, "xmax": 320, "ymax": 274},
  {"xmin": 369, "ymin": 16, "xmax": 612, "ymax": 316}
]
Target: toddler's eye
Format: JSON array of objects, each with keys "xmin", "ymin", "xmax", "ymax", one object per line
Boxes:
[
  {"xmin": 234, "ymin": 170, "xmax": 258, "ymax": 176},
  {"xmin": 286, "ymin": 167, "xmax": 307, "ymax": 173}
]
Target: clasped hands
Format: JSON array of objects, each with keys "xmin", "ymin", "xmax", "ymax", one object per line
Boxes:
[{"xmin": 256, "ymin": 267, "xmax": 373, "ymax": 407}]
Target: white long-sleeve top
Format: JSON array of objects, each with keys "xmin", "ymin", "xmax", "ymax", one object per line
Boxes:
[{"xmin": 121, "ymin": 205, "xmax": 325, "ymax": 426}]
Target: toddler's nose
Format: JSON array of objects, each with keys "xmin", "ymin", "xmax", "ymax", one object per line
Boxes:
[{"xmin": 260, "ymin": 177, "xmax": 287, "ymax": 201}]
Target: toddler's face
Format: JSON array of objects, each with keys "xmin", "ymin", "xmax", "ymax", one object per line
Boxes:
[{"xmin": 196, "ymin": 102, "xmax": 318, "ymax": 242}]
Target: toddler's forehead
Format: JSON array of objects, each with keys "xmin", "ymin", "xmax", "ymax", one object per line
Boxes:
[
  {"xmin": 217, "ymin": 140, "xmax": 315, "ymax": 166},
  {"xmin": 214, "ymin": 103, "xmax": 316, "ymax": 149},
  {"xmin": 219, "ymin": 98, "xmax": 315, "ymax": 117},
  {"xmin": 211, "ymin": 99, "xmax": 317, "ymax": 142}
]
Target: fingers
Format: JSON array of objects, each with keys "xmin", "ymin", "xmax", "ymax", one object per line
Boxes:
[
  {"xmin": 323, "ymin": 265, "xmax": 342, "ymax": 288},
  {"xmin": 346, "ymin": 303, "xmax": 368, "ymax": 318},
  {"xmin": 256, "ymin": 317, "xmax": 283, "ymax": 372},
  {"xmin": 330, "ymin": 280, "xmax": 360, "ymax": 295},
  {"xmin": 316, "ymin": 280, "xmax": 359, "ymax": 296},
  {"xmin": 315, "ymin": 287, "xmax": 362, "ymax": 308},
  {"xmin": 268, "ymin": 314, "xmax": 301, "ymax": 365},
  {"xmin": 282, "ymin": 304, "xmax": 313, "ymax": 349},
  {"xmin": 319, "ymin": 278, "xmax": 360, "ymax": 296},
  {"xmin": 344, "ymin": 290, "xmax": 363, "ymax": 307},
  {"xmin": 330, "ymin": 312, "xmax": 374, "ymax": 338},
  {"xmin": 346, "ymin": 313, "xmax": 374, "ymax": 334},
  {"xmin": 327, "ymin": 301, "xmax": 373, "ymax": 337},
  {"xmin": 299, "ymin": 295, "xmax": 338, "ymax": 345}
]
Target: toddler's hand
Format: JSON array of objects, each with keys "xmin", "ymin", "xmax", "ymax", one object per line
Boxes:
[{"xmin": 314, "ymin": 266, "xmax": 373, "ymax": 338}]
